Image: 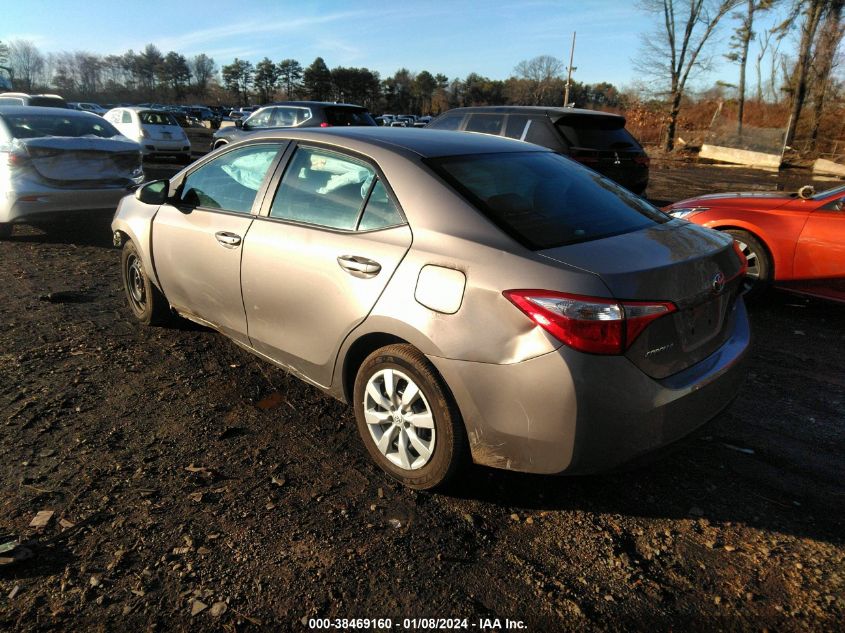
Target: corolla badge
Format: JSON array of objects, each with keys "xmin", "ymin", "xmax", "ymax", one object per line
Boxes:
[{"xmin": 711, "ymin": 272, "xmax": 726, "ymax": 294}]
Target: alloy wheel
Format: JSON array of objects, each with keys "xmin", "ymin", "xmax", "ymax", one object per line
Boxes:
[{"xmin": 363, "ymin": 368, "xmax": 436, "ymax": 470}]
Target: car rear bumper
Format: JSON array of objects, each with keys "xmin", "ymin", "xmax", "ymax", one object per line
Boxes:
[
  {"xmin": 1, "ymin": 185, "xmax": 130, "ymax": 223},
  {"xmin": 428, "ymin": 299, "xmax": 750, "ymax": 475},
  {"xmin": 140, "ymin": 140, "xmax": 191, "ymax": 156}
]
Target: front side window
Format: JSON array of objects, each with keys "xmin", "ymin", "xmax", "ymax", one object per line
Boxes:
[
  {"xmin": 270, "ymin": 147, "xmax": 381, "ymax": 230},
  {"xmin": 179, "ymin": 143, "xmax": 283, "ymax": 213},
  {"xmin": 428, "ymin": 151, "xmax": 668, "ymax": 250}
]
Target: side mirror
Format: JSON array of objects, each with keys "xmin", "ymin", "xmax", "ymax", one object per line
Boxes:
[{"xmin": 134, "ymin": 179, "xmax": 169, "ymax": 205}]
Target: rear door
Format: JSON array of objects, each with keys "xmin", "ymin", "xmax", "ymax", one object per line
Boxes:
[
  {"xmin": 241, "ymin": 144, "xmax": 411, "ymax": 387},
  {"xmin": 152, "ymin": 142, "xmax": 287, "ymax": 343}
]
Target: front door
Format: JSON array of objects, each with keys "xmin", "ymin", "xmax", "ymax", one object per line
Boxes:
[
  {"xmin": 792, "ymin": 196, "xmax": 845, "ymax": 300},
  {"xmin": 152, "ymin": 142, "xmax": 286, "ymax": 343}
]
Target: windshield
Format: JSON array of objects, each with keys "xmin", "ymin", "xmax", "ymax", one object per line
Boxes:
[
  {"xmin": 813, "ymin": 184, "xmax": 845, "ymax": 201},
  {"xmin": 2, "ymin": 113, "xmax": 121, "ymax": 139},
  {"xmin": 428, "ymin": 151, "xmax": 668, "ymax": 250},
  {"xmin": 139, "ymin": 110, "xmax": 179, "ymax": 126}
]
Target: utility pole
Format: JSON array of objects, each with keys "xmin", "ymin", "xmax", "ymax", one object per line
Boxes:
[{"xmin": 563, "ymin": 31, "xmax": 576, "ymax": 107}]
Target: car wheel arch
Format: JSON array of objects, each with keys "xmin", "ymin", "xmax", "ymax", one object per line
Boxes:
[
  {"xmin": 340, "ymin": 332, "xmax": 409, "ymax": 404},
  {"xmin": 711, "ymin": 223, "xmax": 776, "ymax": 278}
]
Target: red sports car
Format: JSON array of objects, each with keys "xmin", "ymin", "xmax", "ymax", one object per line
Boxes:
[{"xmin": 665, "ymin": 185, "xmax": 845, "ymax": 302}]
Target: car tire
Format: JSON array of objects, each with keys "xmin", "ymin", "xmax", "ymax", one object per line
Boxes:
[
  {"xmin": 353, "ymin": 344, "xmax": 467, "ymax": 490},
  {"xmin": 0, "ymin": 222, "xmax": 12, "ymax": 240},
  {"xmin": 725, "ymin": 229, "xmax": 771, "ymax": 298},
  {"xmin": 121, "ymin": 240, "xmax": 170, "ymax": 325}
]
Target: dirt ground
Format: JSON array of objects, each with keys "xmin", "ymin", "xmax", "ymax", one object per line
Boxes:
[{"xmin": 1, "ymin": 157, "xmax": 843, "ymax": 632}]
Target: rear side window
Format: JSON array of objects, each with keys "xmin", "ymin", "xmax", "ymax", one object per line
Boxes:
[
  {"xmin": 324, "ymin": 108, "xmax": 376, "ymax": 126},
  {"xmin": 121, "ymin": 111, "xmax": 132, "ymax": 124},
  {"xmin": 270, "ymin": 147, "xmax": 403, "ymax": 231},
  {"xmin": 427, "ymin": 114, "xmax": 463, "ymax": 131},
  {"xmin": 555, "ymin": 114, "xmax": 640, "ymax": 150},
  {"xmin": 465, "ymin": 114, "xmax": 504, "ymax": 135},
  {"xmin": 358, "ymin": 180, "xmax": 404, "ymax": 231},
  {"xmin": 505, "ymin": 115, "xmax": 563, "ymax": 150},
  {"xmin": 270, "ymin": 147, "xmax": 374, "ymax": 229},
  {"xmin": 428, "ymin": 151, "xmax": 667, "ymax": 250}
]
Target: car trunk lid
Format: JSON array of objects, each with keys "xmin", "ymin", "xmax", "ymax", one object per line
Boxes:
[
  {"xmin": 15, "ymin": 137, "xmax": 142, "ymax": 184},
  {"xmin": 538, "ymin": 221, "xmax": 745, "ymax": 378}
]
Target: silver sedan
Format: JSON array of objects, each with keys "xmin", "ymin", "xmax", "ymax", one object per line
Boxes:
[
  {"xmin": 112, "ymin": 128, "xmax": 749, "ymax": 489},
  {"xmin": 0, "ymin": 106, "xmax": 143, "ymax": 238}
]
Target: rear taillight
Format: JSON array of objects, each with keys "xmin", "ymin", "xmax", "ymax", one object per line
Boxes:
[
  {"xmin": 504, "ymin": 290, "xmax": 676, "ymax": 355},
  {"xmin": 4, "ymin": 151, "xmax": 30, "ymax": 168},
  {"xmin": 570, "ymin": 149, "xmax": 599, "ymax": 165},
  {"xmin": 320, "ymin": 122, "xmax": 332, "ymax": 128},
  {"xmin": 731, "ymin": 240, "xmax": 748, "ymax": 278}
]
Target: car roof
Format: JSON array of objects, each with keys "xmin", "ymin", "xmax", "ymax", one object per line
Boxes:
[
  {"xmin": 236, "ymin": 126, "xmax": 552, "ymax": 158},
  {"xmin": 0, "ymin": 105, "xmax": 98, "ymax": 117},
  {"xmin": 440, "ymin": 105, "xmax": 625, "ymax": 122}
]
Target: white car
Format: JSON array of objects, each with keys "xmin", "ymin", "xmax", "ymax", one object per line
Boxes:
[{"xmin": 104, "ymin": 107, "xmax": 191, "ymax": 163}]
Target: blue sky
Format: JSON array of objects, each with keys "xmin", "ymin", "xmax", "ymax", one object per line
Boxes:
[{"xmin": 3, "ymin": 0, "xmax": 791, "ymax": 91}]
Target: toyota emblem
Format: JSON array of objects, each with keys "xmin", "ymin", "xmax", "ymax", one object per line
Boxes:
[{"xmin": 712, "ymin": 272, "xmax": 726, "ymax": 294}]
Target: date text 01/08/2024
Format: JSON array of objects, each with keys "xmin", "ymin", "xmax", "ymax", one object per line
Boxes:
[{"xmin": 306, "ymin": 617, "xmax": 528, "ymax": 630}]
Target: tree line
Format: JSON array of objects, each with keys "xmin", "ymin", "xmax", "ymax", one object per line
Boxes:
[
  {"xmin": 0, "ymin": 0, "xmax": 842, "ymax": 153},
  {"xmin": 0, "ymin": 40, "xmax": 626, "ymax": 115}
]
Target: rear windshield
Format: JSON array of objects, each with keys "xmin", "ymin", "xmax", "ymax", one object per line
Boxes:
[
  {"xmin": 139, "ymin": 111, "xmax": 178, "ymax": 126},
  {"xmin": 428, "ymin": 151, "xmax": 668, "ymax": 250},
  {"xmin": 2, "ymin": 113, "xmax": 121, "ymax": 139},
  {"xmin": 324, "ymin": 108, "xmax": 376, "ymax": 126},
  {"xmin": 555, "ymin": 114, "xmax": 640, "ymax": 150}
]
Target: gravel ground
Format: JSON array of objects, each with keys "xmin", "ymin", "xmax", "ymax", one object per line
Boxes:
[{"xmin": 0, "ymin": 158, "xmax": 843, "ymax": 632}]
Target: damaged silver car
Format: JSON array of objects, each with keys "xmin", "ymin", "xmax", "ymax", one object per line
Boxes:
[
  {"xmin": 113, "ymin": 128, "xmax": 749, "ymax": 490},
  {"xmin": 0, "ymin": 106, "xmax": 144, "ymax": 238}
]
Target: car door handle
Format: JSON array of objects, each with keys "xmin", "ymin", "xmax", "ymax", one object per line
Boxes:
[
  {"xmin": 215, "ymin": 231, "xmax": 242, "ymax": 248},
  {"xmin": 337, "ymin": 255, "xmax": 381, "ymax": 278}
]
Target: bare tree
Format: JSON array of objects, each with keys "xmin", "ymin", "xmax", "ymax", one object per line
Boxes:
[
  {"xmin": 726, "ymin": 1, "xmax": 775, "ymax": 133},
  {"xmin": 190, "ymin": 54, "xmax": 216, "ymax": 97},
  {"xmin": 634, "ymin": 0, "xmax": 741, "ymax": 150},
  {"xmin": 808, "ymin": 0, "xmax": 844, "ymax": 148},
  {"xmin": 781, "ymin": 0, "xmax": 827, "ymax": 147},
  {"xmin": 8, "ymin": 40, "xmax": 44, "ymax": 92},
  {"xmin": 514, "ymin": 55, "xmax": 564, "ymax": 105}
]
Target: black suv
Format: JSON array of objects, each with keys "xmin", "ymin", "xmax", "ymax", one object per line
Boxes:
[
  {"xmin": 212, "ymin": 101, "xmax": 376, "ymax": 149},
  {"xmin": 427, "ymin": 106, "xmax": 649, "ymax": 195}
]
